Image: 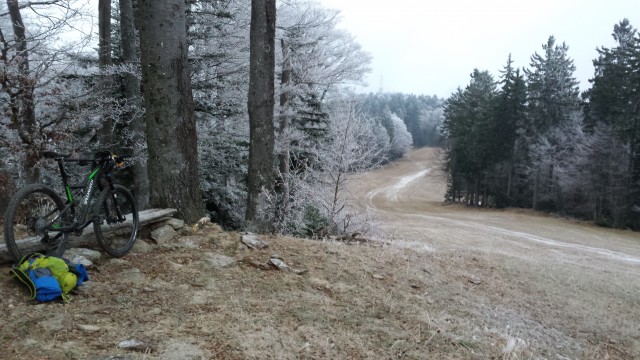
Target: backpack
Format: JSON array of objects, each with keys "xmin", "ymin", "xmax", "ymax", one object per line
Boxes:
[{"xmin": 10, "ymin": 253, "xmax": 89, "ymax": 303}]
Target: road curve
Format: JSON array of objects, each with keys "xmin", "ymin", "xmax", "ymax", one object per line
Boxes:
[{"xmin": 352, "ymin": 147, "xmax": 640, "ymax": 266}]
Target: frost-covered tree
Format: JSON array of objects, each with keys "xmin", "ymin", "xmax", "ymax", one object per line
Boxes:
[
  {"xmin": 0, "ymin": 0, "xmax": 92, "ymax": 185},
  {"xmin": 270, "ymin": 97, "xmax": 388, "ymax": 237},
  {"xmin": 187, "ymin": 0, "xmax": 252, "ymax": 228},
  {"xmin": 387, "ymin": 111, "xmax": 413, "ymax": 160},
  {"xmin": 419, "ymin": 106, "xmax": 443, "ymax": 147},
  {"xmin": 190, "ymin": 0, "xmax": 372, "ymax": 230},
  {"xmin": 277, "ymin": 1, "xmax": 371, "ymax": 100},
  {"xmin": 527, "ymin": 113, "xmax": 585, "ymax": 213},
  {"xmin": 562, "ymin": 123, "xmax": 630, "ymax": 225},
  {"xmin": 275, "ymin": 0, "xmax": 371, "ymax": 140},
  {"xmin": 359, "ymin": 92, "xmax": 444, "ymax": 150}
]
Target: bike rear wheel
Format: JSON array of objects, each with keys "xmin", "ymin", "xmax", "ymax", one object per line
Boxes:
[
  {"xmin": 3, "ymin": 184, "xmax": 69, "ymax": 261},
  {"xmin": 93, "ymin": 184, "xmax": 139, "ymax": 257}
]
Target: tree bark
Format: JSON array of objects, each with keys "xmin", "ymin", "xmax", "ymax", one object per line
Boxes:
[
  {"xmin": 119, "ymin": 0, "xmax": 149, "ymax": 210},
  {"xmin": 275, "ymin": 38, "xmax": 291, "ymax": 230},
  {"xmin": 98, "ymin": 0, "xmax": 114, "ymax": 147},
  {"xmin": 245, "ymin": 0, "xmax": 276, "ymax": 232},
  {"xmin": 138, "ymin": 0, "xmax": 204, "ymax": 223}
]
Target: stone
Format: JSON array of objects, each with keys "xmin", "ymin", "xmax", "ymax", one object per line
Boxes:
[
  {"xmin": 269, "ymin": 258, "xmax": 289, "ymax": 270},
  {"xmin": 117, "ymin": 339, "xmax": 150, "ymax": 352},
  {"xmin": 65, "ymin": 248, "xmax": 102, "ymax": 261},
  {"xmin": 164, "ymin": 218, "xmax": 185, "ymax": 230},
  {"xmin": 241, "ymin": 257, "xmax": 271, "ymax": 270},
  {"xmin": 241, "ymin": 233, "xmax": 268, "ymax": 250},
  {"xmin": 292, "ymin": 268, "xmax": 309, "ymax": 275},
  {"xmin": 76, "ymin": 324, "xmax": 101, "ymax": 332},
  {"xmin": 131, "ymin": 239, "xmax": 153, "ymax": 253},
  {"xmin": 69, "ymin": 255, "xmax": 93, "ymax": 268},
  {"xmin": 108, "ymin": 258, "xmax": 129, "ymax": 266},
  {"xmin": 150, "ymin": 225, "xmax": 177, "ymax": 244}
]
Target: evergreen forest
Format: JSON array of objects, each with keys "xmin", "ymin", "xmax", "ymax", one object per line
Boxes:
[{"xmin": 442, "ymin": 20, "xmax": 640, "ymax": 229}]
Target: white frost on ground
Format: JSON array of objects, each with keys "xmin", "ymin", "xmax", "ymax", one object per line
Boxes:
[
  {"xmin": 369, "ymin": 164, "xmax": 640, "ymax": 265},
  {"xmin": 366, "ymin": 169, "xmax": 430, "ymax": 203}
]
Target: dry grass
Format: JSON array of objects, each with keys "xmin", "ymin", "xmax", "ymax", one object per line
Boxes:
[{"xmin": 0, "ymin": 223, "xmax": 638, "ymax": 359}]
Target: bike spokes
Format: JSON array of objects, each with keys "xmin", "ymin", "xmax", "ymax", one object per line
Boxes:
[
  {"xmin": 94, "ymin": 185, "xmax": 139, "ymax": 257},
  {"xmin": 3, "ymin": 185, "xmax": 68, "ymax": 260}
]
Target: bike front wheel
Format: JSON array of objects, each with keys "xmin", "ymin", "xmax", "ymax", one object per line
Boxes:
[
  {"xmin": 93, "ymin": 184, "xmax": 139, "ymax": 257},
  {"xmin": 3, "ymin": 184, "xmax": 69, "ymax": 261}
]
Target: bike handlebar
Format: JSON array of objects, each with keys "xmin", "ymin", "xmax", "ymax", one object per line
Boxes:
[{"xmin": 42, "ymin": 151, "xmax": 131, "ymax": 168}]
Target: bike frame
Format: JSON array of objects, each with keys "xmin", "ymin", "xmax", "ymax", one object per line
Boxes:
[{"xmin": 49, "ymin": 156, "xmax": 117, "ymax": 234}]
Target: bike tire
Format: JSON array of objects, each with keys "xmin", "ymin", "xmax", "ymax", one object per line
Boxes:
[
  {"xmin": 93, "ymin": 184, "xmax": 139, "ymax": 257},
  {"xmin": 3, "ymin": 184, "xmax": 69, "ymax": 261}
]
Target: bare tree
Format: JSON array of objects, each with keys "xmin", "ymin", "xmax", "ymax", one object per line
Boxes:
[
  {"xmin": 138, "ymin": 0, "xmax": 203, "ymax": 222},
  {"xmin": 1, "ymin": 0, "xmax": 90, "ymax": 185},
  {"xmin": 245, "ymin": 0, "xmax": 276, "ymax": 231}
]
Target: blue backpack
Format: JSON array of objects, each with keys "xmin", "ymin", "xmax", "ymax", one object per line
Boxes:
[{"xmin": 11, "ymin": 253, "xmax": 89, "ymax": 303}]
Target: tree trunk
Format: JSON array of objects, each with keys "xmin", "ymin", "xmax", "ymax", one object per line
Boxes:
[
  {"xmin": 532, "ymin": 167, "xmax": 540, "ymax": 210},
  {"xmin": 138, "ymin": 0, "xmax": 204, "ymax": 223},
  {"xmin": 119, "ymin": 0, "xmax": 149, "ymax": 210},
  {"xmin": 275, "ymin": 38, "xmax": 291, "ymax": 230},
  {"xmin": 245, "ymin": 0, "xmax": 276, "ymax": 232},
  {"xmin": 98, "ymin": 0, "xmax": 114, "ymax": 147},
  {"xmin": 6, "ymin": 0, "xmax": 39, "ymax": 184},
  {"xmin": 0, "ymin": 167, "xmax": 15, "ymax": 218}
]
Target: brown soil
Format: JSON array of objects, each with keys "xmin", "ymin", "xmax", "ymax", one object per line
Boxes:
[{"xmin": 1, "ymin": 147, "xmax": 640, "ymax": 359}]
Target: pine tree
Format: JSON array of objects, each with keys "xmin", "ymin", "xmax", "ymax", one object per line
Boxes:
[
  {"xmin": 525, "ymin": 36, "xmax": 581, "ymax": 210},
  {"xmin": 526, "ymin": 36, "xmax": 581, "ymax": 134},
  {"xmin": 584, "ymin": 19, "xmax": 640, "ymax": 226},
  {"xmin": 441, "ymin": 69, "xmax": 497, "ymax": 205},
  {"xmin": 494, "ymin": 55, "xmax": 528, "ymax": 206}
]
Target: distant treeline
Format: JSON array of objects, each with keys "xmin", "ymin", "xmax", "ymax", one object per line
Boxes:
[
  {"xmin": 441, "ymin": 19, "xmax": 640, "ymax": 229},
  {"xmin": 359, "ymin": 93, "xmax": 444, "ymax": 151}
]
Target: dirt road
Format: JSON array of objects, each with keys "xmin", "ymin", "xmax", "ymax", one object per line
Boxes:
[
  {"xmin": 356, "ymin": 147, "xmax": 640, "ymax": 264},
  {"xmin": 352, "ymin": 147, "xmax": 640, "ymax": 358}
]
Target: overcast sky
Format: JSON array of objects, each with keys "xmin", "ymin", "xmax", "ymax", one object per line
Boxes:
[{"xmin": 317, "ymin": 0, "xmax": 640, "ymax": 98}]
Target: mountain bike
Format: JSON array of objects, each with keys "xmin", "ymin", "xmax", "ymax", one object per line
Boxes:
[{"xmin": 3, "ymin": 150, "xmax": 139, "ymax": 261}]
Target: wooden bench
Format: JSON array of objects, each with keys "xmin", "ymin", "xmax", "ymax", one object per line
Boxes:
[{"xmin": 0, "ymin": 208, "xmax": 177, "ymax": 263}]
